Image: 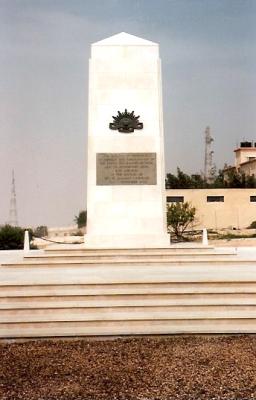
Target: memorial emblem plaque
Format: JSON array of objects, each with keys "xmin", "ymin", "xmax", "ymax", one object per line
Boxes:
[
  {"xmin": 97, "ymin": 153, "xmax": 157, "ymax": 185},
  {"xmin": 109, "ymin": 109, "xmax": 143, "ymax": 133}
]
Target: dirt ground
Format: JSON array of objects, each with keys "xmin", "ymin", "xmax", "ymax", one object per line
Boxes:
[{"xmin": 1, "ymin": 335, "xmax": 256, "ymax": 400}]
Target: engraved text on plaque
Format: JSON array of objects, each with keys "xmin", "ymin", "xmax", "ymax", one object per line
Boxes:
[{"xmin": 97, "ymin": 153, "xmax": 157, "ymax": 185}]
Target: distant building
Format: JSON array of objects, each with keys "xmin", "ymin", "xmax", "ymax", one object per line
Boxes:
[
  {"xmin": 48, "ymin": 225, "xmax": 84, "ymax": 237},
  {"xmin": 224, "ymin": 141, "xmax": 256, "ymax": 178},
  {"xmin": 166, "ymin": 188, "xmax": 256, "ymax": 229},
  {"xmin": 166, "ymin": 141, "xmax": 256, "ymax": 230}
]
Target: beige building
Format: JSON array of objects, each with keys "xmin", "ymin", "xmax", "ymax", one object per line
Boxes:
[
  {"xmin": 48, "ymin": 225, "xmax": 81, "ymax": 238},
  {"xmin": 224, "ymin": 141, "xmax": 256, "ymax": 177},
  {"xmin": 166, "ymin": 188, "xmax": 256, "ymax": 229}
]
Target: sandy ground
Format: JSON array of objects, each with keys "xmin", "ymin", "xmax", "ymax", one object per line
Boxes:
[
  {"xmin": 209, "ymin": 238, "xmax": 256, "ymax": 248},
  {"xmin": 1, "ymin": 335, "xmax": 256, "ymax": 400}
]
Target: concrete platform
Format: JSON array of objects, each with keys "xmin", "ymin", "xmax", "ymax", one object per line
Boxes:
[{"xmin": 1, "ymin": 245, "xmax": 256, "ymax": 337}]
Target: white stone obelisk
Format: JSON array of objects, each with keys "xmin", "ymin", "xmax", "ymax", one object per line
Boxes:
[{"xmin": 85, "ymin": 32, "xmax": 169, "ymax": 248}]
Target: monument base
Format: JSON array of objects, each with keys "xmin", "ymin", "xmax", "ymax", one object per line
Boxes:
[{"xmin": 84, "ymin": 233, "xmax": 170, "ymax": 249}]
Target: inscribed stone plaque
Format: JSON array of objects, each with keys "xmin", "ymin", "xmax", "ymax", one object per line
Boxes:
[{"xmin": 97, "ymin": 153, "xmax": 157, "ymax": 185}]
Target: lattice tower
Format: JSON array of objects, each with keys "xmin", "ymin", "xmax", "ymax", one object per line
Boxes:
[
  {"xmin": 204, "ymin": 126, "xmax": 215, "ymax": 183},
  {"xmin": 8, "ymin": 170, "xmax": 18, "ymax": 226}
]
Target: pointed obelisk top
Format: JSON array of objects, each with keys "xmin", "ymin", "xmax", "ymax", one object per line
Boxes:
[{"xmin": 93, "ymin": 32, "xmax": 157, "ymax": 46}]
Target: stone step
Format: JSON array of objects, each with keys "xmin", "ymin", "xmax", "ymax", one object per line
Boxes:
[
  {"xmin": 1, "ymin": 293, "xmax": 256, "ymax": 309},
  {"xmin": 1, "ymin": 253, "xmax": 255, "ymax": 337},
  {"xmin": 1, "ymin": 264, "xmax": 256, "ymax": 285},
  {"xmin": 44, "ymin": 243, "xmax": 218, "ymax": 254},
  {"xmin": 3, "ymin": 257, "xmax": 252, "ymax": 268},
  {"xmin": 1, "ymin": 282, "xmax": 256, "ymax": 297},
  {"xmin": 44, "ymin": 245, "xmax": 216, "ymax": 254},
  {"xmin": 23, "ymin": 251, "xmax": 237, "ymax": 262},
  {"xmin": 1, "ymin": 319, "xmax": 255, "ymax": 337},
  {"xmin": 1, "ymin": 305, "xmax": 256, "ymax": 323}
]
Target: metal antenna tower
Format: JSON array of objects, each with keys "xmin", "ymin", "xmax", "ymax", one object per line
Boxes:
[
  {"xmin": 204, "ymin": 126, "xmax": 215, "ymax": 183},
  {"xmin": 8, "ymin": 170, "xmax": 18, "ymax": 226}
]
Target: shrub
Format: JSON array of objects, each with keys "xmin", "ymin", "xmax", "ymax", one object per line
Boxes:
[
  {"xmin": 74, "ymin": 210, "xmax": 87, "ymax": 228},
  {"xmin": 248, "ymin": 221, "xmax": 256, "ymax": 229},
  {"xmin": 0, "ymin": 225, "xmax": 36, "ymax": 250},
  {"xmin": 0, "ymin": 225, "xmax": 24, "ymax": 250},
  {"xmin": 167, "ymin": 202, "xmax": 196, "ymax": 240}
]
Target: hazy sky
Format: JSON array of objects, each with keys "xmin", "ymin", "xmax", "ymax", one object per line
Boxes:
[{"xmin": 1, "ymin": 0, "xmax": 256, "ymax": 227}]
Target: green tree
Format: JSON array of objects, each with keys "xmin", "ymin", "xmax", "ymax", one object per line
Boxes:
[
  {"xmin": 166, "ymin": 167, "xmax": 256, "ymax": 189},
  {"xmin": 246, "ymin": 175, "xmax": 256, "ymax": 188},
  {"xmin": 191, "ymin": 174, "xmax": 207, "ymax": 188},
  {"xmin": 176, "ymin": 168, "xmax": 193, "ymax": 188},
  {"xmin": 165, "ymin": 172, "xmax": 178, "ymax": 189},
  {"xmin": 211, "ymin": 169, "xmax": 225, "ymax": 188},
  {"xmin": 74, "ymin": 210, "xmax": 87, "ymax": 228},
  {"xmin": 226, "ymin": 170, "xmax": 244, "ymax": 188},
  {"xmin": 166, "ymin": 168, "xmax": 205, "ymax": 189},
  {"xmin": 167, "ymin": 202, "xmax": 196, "ymax": 240}
]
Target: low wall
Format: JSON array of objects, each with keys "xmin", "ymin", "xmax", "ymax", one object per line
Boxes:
[{"xmin": 166, "ymin": 188, "xmax": 256, "ymax": 229}]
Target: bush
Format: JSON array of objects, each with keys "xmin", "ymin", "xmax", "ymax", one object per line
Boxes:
[
  {"xmin": 167, "ymin": 202, "xmax": 196, "ymax": 240},
  {"xmin": 248, "ymin": 221, "xmax": 256, "ymax": 229},
  {"xmin": 0, "ymin": 225, "xmax": 35, "ymax": 250},
  {"xmin": 74, "ymin": 210, "xmax": 87, "ymax": 228},
  {"xmin": 0, "ymin": 225, "xmax": 24, "ymax": 250}
]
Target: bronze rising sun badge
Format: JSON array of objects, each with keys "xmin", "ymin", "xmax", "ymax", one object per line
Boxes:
[{"xmin": 109, "ymin": 109, "xmax": 143, "ymax": 133}]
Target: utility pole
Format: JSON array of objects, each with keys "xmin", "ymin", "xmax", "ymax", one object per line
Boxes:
[
  {"xmin": 204, "ymin": 126, "xmax": 215, "ymax": 183},
  {"xmin": 8, "ymin": 170, "xmax": 18, "ymax": 226}
]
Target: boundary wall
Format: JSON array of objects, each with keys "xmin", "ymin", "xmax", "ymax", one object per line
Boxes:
[{"xmin": 166, "ymin": 188, "xmax": 256, "ymax": 229}]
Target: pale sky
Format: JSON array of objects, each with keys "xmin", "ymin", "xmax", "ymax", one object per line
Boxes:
[{"xmin": 1, "ymin": 0, "xmax": 256, "ymax": 227}]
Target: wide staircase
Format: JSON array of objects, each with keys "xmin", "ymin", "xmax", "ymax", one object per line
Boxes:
[{"xmin": 1, "ymin": 245, "xmax": 256, "ymax": 337}]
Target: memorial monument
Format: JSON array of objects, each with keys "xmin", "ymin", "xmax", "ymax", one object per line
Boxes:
[
  {"xmin": 0, "ymin": 34, "xmax": 255, "ymax": 340},
  {"xmin": 85, "ymin": 32, "xmax": 170, "ymax": 248}
]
